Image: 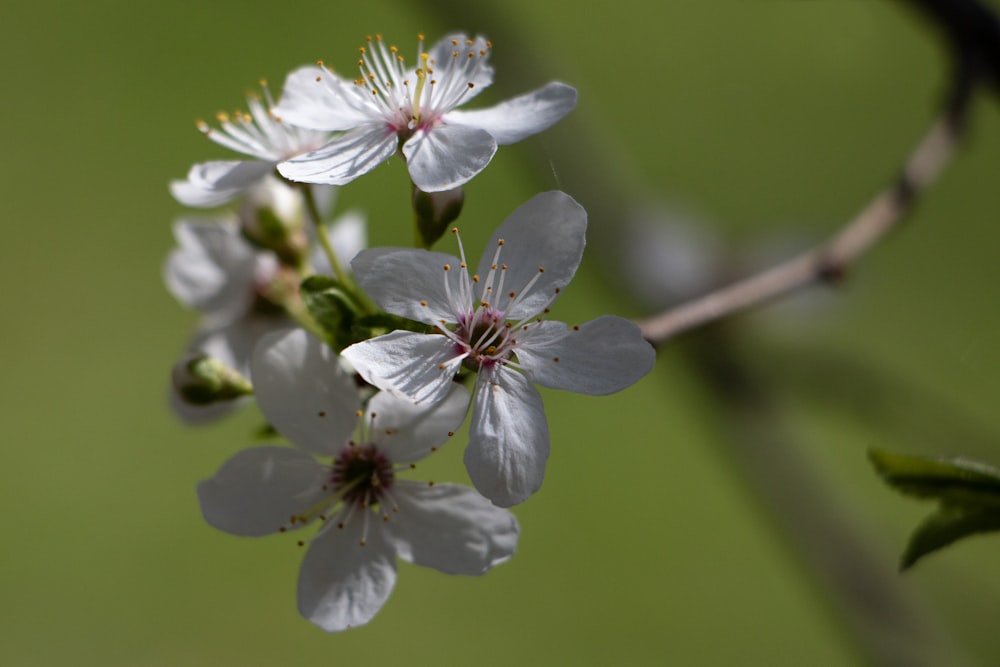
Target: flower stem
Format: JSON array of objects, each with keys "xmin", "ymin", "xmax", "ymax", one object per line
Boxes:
[{"xmin": 301, "ymin": 184, "xmax": 351, "ymax": 287}]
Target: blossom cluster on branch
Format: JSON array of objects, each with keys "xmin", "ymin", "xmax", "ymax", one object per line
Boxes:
[{"xmin": 165, "ymin": 32, "xmax": 655, "ymax": 632}]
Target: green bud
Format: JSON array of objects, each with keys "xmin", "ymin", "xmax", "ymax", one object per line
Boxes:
[
  {"xmin": 172, "ymin": 354, "xmax": 253, "ymax": 405},
  {"xmin": 240, "ymin": 180, "xmax": 308, "ymax": 265},
  {"xmin": 412, "ymin": 185, "xmax": 465, "ymax": 249}
]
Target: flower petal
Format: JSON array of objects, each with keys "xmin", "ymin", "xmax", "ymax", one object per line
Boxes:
[
  {"xmin": 515, "ymin": 316, "xmax": 656, "ymax": 395},
  {"xmin": 278, "ymin": 125, "xmax": 397, "ymax": 185},
  {"xmin": 342, "ymin": 331, "xmax": 463, "ymax": 406},
  {"xmin": 252, "ymin": 329, "xmax": 360, "ymax": 455},
  {"xmin": 464, "ymin": 367, "xmax": 550, "ymax": 507},
  {"xmin": 475, "ymin": 191, "xmax": 587, "ymax": 320},
  {"xmin": 368, "ymin": 384, "xmax": 470, "ymax": 463},
  {"xmin": 383, "ymin": 481, "xmax": 518, "ymax": 574},
  {"xmin": 163, "ymin": 219, "xmax": 257, "ymax": 321},
  {"xmin": 197, "ymin": 446, "xmax": 329, "ymax": 537},
  {"xmin": 402, "ymin": 123, "xmax": 497, "ymax": 192},
  {"xmin": 298, "ymin": 518, "xmax": 397, "ymax": 633},
  {"xmin": 170, "ymin": 160, "xmax": 275, "ymax": 207},
  {"xmin": 273, "ymin": 65, "xmax": 372, "ymax": 131},
  {"xmin": 350, "ymin": 247, "xmax": 463, "ymax": 324},
  {"xmin": 445, "ymin": 81, "xmax": 577, "ymax": 145}
]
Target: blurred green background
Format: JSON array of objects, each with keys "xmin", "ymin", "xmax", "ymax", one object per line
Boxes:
[{"xmin": 4, "ymin": 0, "xmax": 1000, "ymax": 664}]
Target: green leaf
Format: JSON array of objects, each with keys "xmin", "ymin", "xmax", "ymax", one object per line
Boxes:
[
  {"xmin": 868, "ymin": 449, "xmax": 1000, "ymax": 509},
  {"xmin": 901, "ymin": 506, "xmax": 1000, "ymax": 571}
]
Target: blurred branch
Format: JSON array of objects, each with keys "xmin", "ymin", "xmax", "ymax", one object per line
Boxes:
[{"xmin": 637, "ymin": 0, "xmax": 999, "ymax": 344}]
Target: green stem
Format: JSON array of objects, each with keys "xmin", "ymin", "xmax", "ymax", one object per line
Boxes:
[{"xmin": 301, "ymin": 184, "xmax": 351, "ymax": 287}]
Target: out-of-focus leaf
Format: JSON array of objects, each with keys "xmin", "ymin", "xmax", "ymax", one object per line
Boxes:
[
  {"xmin": 901, "ymin": 507, "xmax": 1000, "ymax": 571},
  {"xmin": 869, "ymin": 449, "xmax": 1000, "ymax": 509},
  {"xmin": 870, "ymin": 449, "xmax": 1000, "ymax": 569}
]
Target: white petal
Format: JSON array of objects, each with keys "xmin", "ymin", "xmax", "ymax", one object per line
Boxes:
[
  {"xmin": 351, "ymin": 247, "xmax": 463, "ymax": 324},
  {"xmin": 163, "ymin": 219, "xmax": 257, "ymax": 321},
  {"xmin": 475, "ymin": 191, "xmax": 587, "ymax": 320},
  {"xmin": 170, "ymin": 160, "xmax": 275, "ymax": 208},
  {"xmin": 298, "ymin": 518, "xmax": 397, "ymax": 633},
  {"xmin": 197, "ymin": 446, "xmax": 329, "ymax": 537},
  {"xmin": 516, "ymin": 316, "xmax": 656, "ymax": 395},
  {"xmin": 277, "ymin": 125, "xmax": 397, "ymax": 185},
  {"xmin": 445, "ymin": 82, "xmax": 577, "ymax": 145},
  {"xmin": 464, "ymin": 368, "xmax": 549, "ymax": 507},
  {"xmin": 273, "ymin": 65, "xmax": 372, "ymax": 131},
  {"xmin": 252, "ymin": 329, "xmax": 360, "ymax": 455},
  {"xmin": 342, "ymin": 331, "xmax": 463, "ymax": 406},
  {"xmin": 383, "ymin": 481, "xmax": 518, "ymax": 574},
  {"xmin": 169, "ymin": 179, "xmax": 241, "ymax": 208},
  {"xmin": 368, "ymin": 384, "xmax": 470, "ymax": 462},
  {"xmin": 402, "ymin": 124, "xmax": 496, "ymax": 192}
]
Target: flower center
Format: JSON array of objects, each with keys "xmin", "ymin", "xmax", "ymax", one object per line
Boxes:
[
  {"xmin": 455, "ymin": 309, "xmax": 512, "ymax": 370},
  {"xmin": 330, "ymin": 443, "xmax": 395, "ymax": 508},
  {"xmin": 352, "ymin": 33, "xmax": 492, "ymax": 134}
]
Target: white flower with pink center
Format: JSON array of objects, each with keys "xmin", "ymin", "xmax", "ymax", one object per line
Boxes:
[
  {"xmin": 198, "ymin": 329, "xmax": 518, "ymax": 632},
  {"xmin": 273, "ymin": 33, "xmax": 577, "ymax": 192},
  {"xmin": 342, "ymin": 191, "xmax": 656, "ymax": 506}
]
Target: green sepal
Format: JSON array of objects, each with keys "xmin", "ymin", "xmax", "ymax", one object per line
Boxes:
[
  {"xmin": 172, "ymin": 355, "xmax": 253, "ymax": 405},
  {"xmin": 350, "ymin": 311, "xmax": 433, "ymax": 344},
  {"xmin": 299, "ymin": 275, "xmax": 359, "ymax": 351},
  {"xmin": 413, "ymin": 185, "xmax": 465, "ymax": 249},
  {"xmin": 242, "ymin": 205, "xmax": 306, "ymax": 267},
  {"xmin": 869, "ymin": 449, "xmax": 1000, "ymax": 569}
]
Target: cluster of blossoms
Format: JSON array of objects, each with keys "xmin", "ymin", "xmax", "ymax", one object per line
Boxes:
[{"xmin": 166, "ymin": 32, "xmax": 654, "ymax": 632}]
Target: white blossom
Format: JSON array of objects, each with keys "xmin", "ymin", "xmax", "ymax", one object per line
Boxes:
[
  {"xmin": 171, "ymin": 82, "xmax": 331, "ymax": 207},
  {"xmin": 342, "ymin": 192, "xmax": 656, "ymax": 506},
  {"xmin": 273, "ymin": 33, "xmax": 577, "ymax": 192},
  {"xmin": 198, "ymin": 329, "xmax": 518, "ymax": 632},
  {"xmin": 165, "ymin": 180, "xmax": 365, "ymax": 422}
]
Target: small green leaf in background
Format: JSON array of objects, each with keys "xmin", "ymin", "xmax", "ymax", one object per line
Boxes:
[{"xmin": 869, "ymin": 449, "xmax": 1000, "ymax": 570}]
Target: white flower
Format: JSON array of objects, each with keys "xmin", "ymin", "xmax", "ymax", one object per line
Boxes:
[
  {"xmin": 165, "ymin": 181, "xmax": 366, "ymax": 422},
  {"xmin": 341, "ymin": 191, "xmax": 656, "ymax": 506},
  {"xmin": 171, "ymin": 82, "xmax": 331, "ymax": 207},
  {"xmin": 273, "ymin": 33, "xmax": 578, "ymax": 192},
  {"xmin": 198, "ymin": 329, "xmax": 518, "ymax": 632}
]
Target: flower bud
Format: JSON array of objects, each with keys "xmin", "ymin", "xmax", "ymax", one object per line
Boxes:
[
  {"xmin": 240, "ymin": 178, "xmax": 308, "ymax": 265},
  {"xmin": 412, "ymin": 185, "xmax": 465, "ymax": 249},
  {"xmin": 172, "ymin": 354, "xmax": 252, "ymax": 405}
]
